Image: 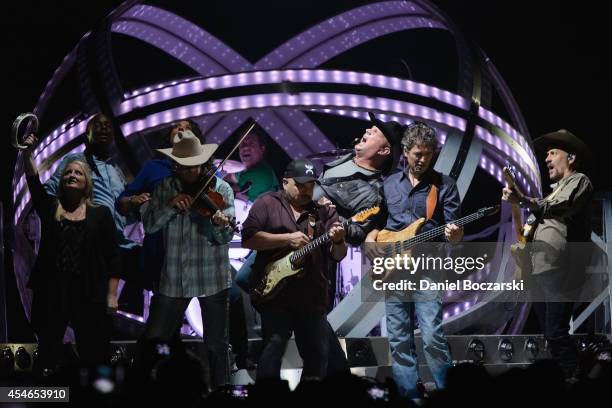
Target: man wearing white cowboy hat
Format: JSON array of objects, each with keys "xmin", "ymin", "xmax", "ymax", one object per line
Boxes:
[
  {"xmin": 141, "ymin": 130, "xmax": 235, "ymax": 389},
  {"xmin": 502, "ymin": 129, "xmax": 594, "ymax": 380}
]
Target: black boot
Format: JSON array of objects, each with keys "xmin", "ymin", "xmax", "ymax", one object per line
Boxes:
[{"xmin": 229, "ymin": 296, "xmax": 255, "ymax": 370}]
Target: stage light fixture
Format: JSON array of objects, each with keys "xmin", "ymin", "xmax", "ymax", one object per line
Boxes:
[
  {"xmin": 1, "ymin": 347, "xmax": 15, "ymax": 374},
  {"xmin": 524, "ymin": 338, "xmax": 539, "ymax": 361},
  {"xmin": 498, "ymin": 339, "xmax": 514, "ymax": 362},
  {"xmin": 15, "ymin": 346, "xmax": 32, "ymax": 370},
  {"xmin": 467, "ymin": 339, "xmax": 485, "ymax": 362}
]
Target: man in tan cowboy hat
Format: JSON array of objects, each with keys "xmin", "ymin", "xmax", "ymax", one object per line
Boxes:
[
  {"xmin": 141, "ymin": 130, "xmax": 235, "ymax": 389},
  {"xmin": 502, "ymin": 129, "xmax": 594, "ymax": 380}
]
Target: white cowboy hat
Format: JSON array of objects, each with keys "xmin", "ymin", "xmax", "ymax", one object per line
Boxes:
[{"xmin": 157, "ymin": 130, "xmax": 218, "ymax": 166}]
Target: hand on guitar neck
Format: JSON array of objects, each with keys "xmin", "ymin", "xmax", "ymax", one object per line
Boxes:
[
  {"xmin": 287, "ymin": 231, "xmax": 310, "ymax": 250},
  {"xmin": 253, "ymin": 206, "xmax": 379, "ymax": 301},
  {"xmin": 502, "ymin": 167, "xmax": 537, "ymax": 278},
  {"xmin": 365, "ymin": 206, "xmax": 498, "ymax": 280},
  {"xmin": 502, "ymin": 167, "xmax": 538, "ymax": 212},
  {"xmin": 502, "ymin": 167, "xmax": 539, "ymax": 242}
]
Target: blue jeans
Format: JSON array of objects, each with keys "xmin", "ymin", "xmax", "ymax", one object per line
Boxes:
[
  {"xmin": 235, "ymin": 250, "xmax": 257, "ymax": 292},
  {"xmin": 385, "ymin": 293, "xmax": 452, "ymax": 398}
]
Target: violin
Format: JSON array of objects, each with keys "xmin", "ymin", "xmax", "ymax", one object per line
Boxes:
[
  {"xmin": 182, "ymin": 121, "xmax": 257, "ymax": 231},
  {"xmin": 184, "ymin": 172, "xmax": 238, "ymax": 230}
]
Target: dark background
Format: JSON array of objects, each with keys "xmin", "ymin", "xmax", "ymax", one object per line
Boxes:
[{"xmin": 3, "ymin": 0, "xmax": 610, "ymax": 340}]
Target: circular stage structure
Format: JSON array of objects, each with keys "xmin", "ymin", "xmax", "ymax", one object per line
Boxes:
[{"xmin": 11, "ymin": 0, "xmax": 541, "ymax": 338}]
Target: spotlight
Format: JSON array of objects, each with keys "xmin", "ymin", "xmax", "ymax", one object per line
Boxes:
[
  {"xmin": 524, "ymin": 338, "xmax": 539, "ymax": 361},
  {"xmin": 1, "ymin": 347, "xmax": 15, "ymax": 374},
  {"xmin": 467, "ymin": 339, "xmax": 485, "ymax": 362},
  {"xmin": 15, "ymin": 346, "xmax": 32, "ymax": 370},
  {"xmin": 498, "ymin": 339, "xmax": 514, "ymax": 362}
]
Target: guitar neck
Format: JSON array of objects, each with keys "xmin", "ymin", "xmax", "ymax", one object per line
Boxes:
[
  {"xmin": 503, "ymin": 167, "xmax": 526, "ymax": 242},
  {"xmin": 402, "ymin": 211, "xmax": 485, "ymax": 249},
  {"xmin": 290, "ymin": 218, "xmax": 350, "ymax": 263},
  {"xmin": 509, "ymin": 203, "xmax": 525, "ymax": 242}
]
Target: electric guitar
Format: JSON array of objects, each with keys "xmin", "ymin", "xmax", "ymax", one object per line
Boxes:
[
  {"xmin": 252, "ymin": 206, "xmax": 380, "ymax": 302},
  {"xmin": 503, "ymin": 166, "xmax": 536, "ymax": 277},
  {"xmin": 375, "ymin": 205, "xmax": 500, "ymax": 279}
]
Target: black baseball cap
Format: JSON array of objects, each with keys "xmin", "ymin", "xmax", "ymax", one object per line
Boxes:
[{"xmin": 283, "ymin": 159, "xmax": 318, "ymax": 183}]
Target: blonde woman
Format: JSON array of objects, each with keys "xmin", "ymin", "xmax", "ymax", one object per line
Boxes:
[{"xmin": 22, "ymin": 134, "xmax": 120, "ymax": 373}]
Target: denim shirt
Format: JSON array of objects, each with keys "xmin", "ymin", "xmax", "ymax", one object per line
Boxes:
[
  {"xmin": 314, "ymin": 154, "xmax": 386, "ymax": 245},
  {"xmin": 383, "ymin": 169, "xmax": 461, "ymax": 239}
]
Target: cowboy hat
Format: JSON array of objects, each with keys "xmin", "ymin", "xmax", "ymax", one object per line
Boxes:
[
  {"xmin": 533, "ymin": 129, "xmax": 592, "ymax": 163},
  {"xmin": 157, "ymin": 130, "xmax": 218, "ymax": 166}
]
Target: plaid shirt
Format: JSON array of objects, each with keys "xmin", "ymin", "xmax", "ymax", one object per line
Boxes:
[{"xmin": 143, "ymin": 176, "xmax": 234, "ymax": 298}]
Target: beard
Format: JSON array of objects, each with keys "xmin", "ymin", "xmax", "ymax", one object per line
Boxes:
[{"xmin": 410, "ymin": 163, "xmax": 426, "ymax": 176}]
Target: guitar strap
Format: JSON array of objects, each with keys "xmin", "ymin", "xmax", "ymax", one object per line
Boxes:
[
  {"xmin": 307, "ymin": 214, "xmax": 316, "ymax": 240},
  {"xmin": 425, "ymin": 173, "xmax": 441, "ymax": 220},
  {"xmin": 544, "ymin": 183, "xmax": 563, "ymax": 202}
]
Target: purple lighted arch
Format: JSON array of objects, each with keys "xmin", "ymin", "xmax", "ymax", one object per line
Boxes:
[
  {"xmin": 118, "ymin": 89, "xmax": 538, "ymax": 190},
  {"xmin": 115, "ymin": 67, "xmax": 538, "ymax": 188},
  {"xmin": 118, "ymin": 69, "xmax": 467, "ymax": 113}
]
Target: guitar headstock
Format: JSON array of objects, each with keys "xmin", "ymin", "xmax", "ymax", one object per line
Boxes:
[
  {"xmin": 502, "ymin": 165, "xmax": 525, "ymax": 197},
  {"xmin": 502, "ymin": 166, "xmax": 517, "ymax": 188},
  {"xmin": 478, "ymin": 205, "xmax": 500, "ymax": 217},
  {"xmin": 351, "ymin": 206, "xmax": 380, "ymax": 223}
]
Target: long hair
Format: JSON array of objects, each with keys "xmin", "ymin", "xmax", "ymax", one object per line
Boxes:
[{"xmin": 55, "ymin": 160, "xmax": 95, "ymax": 221}]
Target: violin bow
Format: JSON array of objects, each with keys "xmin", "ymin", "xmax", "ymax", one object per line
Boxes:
[{"xmin": 192, "ymin": 120, "xmax": 257, "ymax": 202}]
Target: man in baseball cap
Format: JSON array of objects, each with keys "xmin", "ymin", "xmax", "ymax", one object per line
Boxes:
[
  {"xmin": 241, "ymin": 158, "xmax": 348, "ymax": 381},
  {"xmin": 284, "ymin": 158, "xmax": 318, "ymax": 182},
  {"xmin": 281, "ymin": 159, "xmax": 320, "ymax": 208}
]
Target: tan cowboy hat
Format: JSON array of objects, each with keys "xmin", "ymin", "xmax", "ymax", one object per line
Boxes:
[
  {"xmin": 533, "ymin": 129, "xmax": 592, "ymax": 162},
  {"xmin": 157, "ymin": 130, "xmax": 218, "ymax": 166}
]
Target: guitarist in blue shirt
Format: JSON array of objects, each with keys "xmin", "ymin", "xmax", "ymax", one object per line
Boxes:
[{"xmin": 366, "ymin": 121, "xmax": 463, "ymax": 399}]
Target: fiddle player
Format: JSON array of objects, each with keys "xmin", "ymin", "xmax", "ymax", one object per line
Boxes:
[{"xmin": 141, "ymin": 130, "xmax": 235, "ymax": 390}]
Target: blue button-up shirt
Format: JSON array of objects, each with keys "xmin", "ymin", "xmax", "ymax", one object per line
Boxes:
[
  {"xmin": 116, "ymin": 158, "xmax": 172, "ymax": 204},
  {"xmin": 383, "ymin": 169, "xmax": 461, "ymax": 239}
]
